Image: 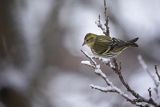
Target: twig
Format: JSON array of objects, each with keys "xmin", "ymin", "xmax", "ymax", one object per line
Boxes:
[
  {"xmin": 148, "ymin": 88, "xmax": 152, "ymax": 98},
  {"xmin": 155, "ymin": 65, "xmax": 160, "ymax": 81},
  {"xmin": 81, "ymin": 50, "xmax": 96, "ymax": 67},
  {"xmin": 104, "ymin": 0, "xmax": 110, "ymax": 36},
  {"xmin": 111, "ymin": 58, "xmax": 158, "ymax": 106},
  {"xmin": 81, "ymin": 50, "xmax": 110, "ymax": 86},
  {"xmin": 96, "ymin": 14, "xmax": 106, "ymax": 35},
  {"xmin": 95, "ymin": 0, "xmax": 110, "ymax": 36},
  {"xmin": 138, "ymin": 55, "xmax": 159, "ymax": 86},
  {"xmin": 111, "ymin": 59, "xmax": 147, "ymax": 100},
  {"xmin": 138, "ymin": 55, "xmax": 160, "ymax": 99},
  {"xmin": 81, "ymin": 50, "xmax": 155, "ymax": 107},
  {"xmin": 90, "ymin": 84, "xmax": 140, "ymax": 106}
]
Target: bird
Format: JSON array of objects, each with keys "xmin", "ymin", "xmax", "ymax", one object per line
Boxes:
[{"xmin": 82, "ymin": 33, "xmax": 138, "ymax": 58}]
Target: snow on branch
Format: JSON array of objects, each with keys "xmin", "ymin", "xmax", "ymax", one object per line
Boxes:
[
  {"xmin": 138, "ymin": 55, "xmax": 159, "ymax": 86},
  {"xmin": 81, "ymin": 50, "xmax": 136, "ymax": 105},
  {"xmin": 81, "ymin": 49, "xmax": 159, "ymax": 107},
  {"xmin": 138, "ymin": 55, "xmax": 160, "ymax": 101},
  {"xmin": 95, "ymin": 0, "xmax": 110, "ymax": 36}
]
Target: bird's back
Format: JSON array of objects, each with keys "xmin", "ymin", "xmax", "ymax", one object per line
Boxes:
[{"xmin": 92, "ymin": 35, "xmax": 112, "ymax": 55}]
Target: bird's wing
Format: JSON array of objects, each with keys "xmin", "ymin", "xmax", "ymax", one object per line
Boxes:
[
  {"xmin": 97, "ymin": 35, "xmax": 112, "ymax": 42},
  {"xmin": 92, "ymin": 36, "xmax": 113, "ymax": 54}
]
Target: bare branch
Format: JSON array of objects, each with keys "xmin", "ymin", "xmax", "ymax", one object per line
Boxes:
[{"xmin": 148, "ymin": 88, "xmax": 152, "ymax": 99}]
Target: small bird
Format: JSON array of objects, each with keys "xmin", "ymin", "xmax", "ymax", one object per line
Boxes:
[{"xmin": 82, "ymin": 33, "xmax": 138, "ymax": 58}]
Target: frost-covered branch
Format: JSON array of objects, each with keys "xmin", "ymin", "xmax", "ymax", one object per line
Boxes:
[
  {"xmin": 138, "ymin": 55, "xmax": 159, "ymax": 87},
  {"xmin": 111, "ymin": 58, "xmax": 148, "ymax": 101},
  {"xmin": 81, "ymin": 50, "xmax": 153, "ymax": 106},
  {"xmin": 104, "ymin": 0, "xmax": 110, "ymax": 36},
  {"xmin": 95, "ymin": 0, "xmax": 110, "ymax": 36},
  {"xmin": 81, "ymin": 50, "xmax": 159, "ymax": 106},
  {"xmin": 95, "ymin": 15, "xmax": 106, "ymax": 35},
  {"xmin": 138, "ymin": 55, "xmax": 160, "ymax": 100}
]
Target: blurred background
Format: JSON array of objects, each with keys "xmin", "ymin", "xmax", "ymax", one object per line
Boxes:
[{"xmin": 0, "ymin": 0, "xmax": 160, "ymax": 107}]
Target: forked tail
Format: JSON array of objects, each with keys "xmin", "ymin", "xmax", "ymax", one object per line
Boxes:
[{"xmin": 126, "ymin": 37, "xmax": 139, "ymax": 47}]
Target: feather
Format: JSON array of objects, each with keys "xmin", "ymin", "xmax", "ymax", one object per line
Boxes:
[{"xmin": 92, "ymin": 36, "xmax": 113, "ymax": 55}]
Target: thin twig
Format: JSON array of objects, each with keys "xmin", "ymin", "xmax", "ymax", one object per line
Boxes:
[
  {"xmin": 96, "ymin": 14, "xmax": 106, "ymax": 34},
  {"xmin": 90, "ymin": 84, "xmax": 141, "ymax": 106},
  {"xmin": 112, "ymin": 59, "xmax": 145, "ymax": 99},
  {"xmin": 111, "ymin": 58, "xmax": 158, "ymax": 106},
  {"xmin": 155, "ymin": 65, "xmax": 160, "ymax": 81},
  {"xmin": 104, "ymin": 0, "xmax": 110, "ymax": 36},
  {"xmin": 138, "ymin": 55, "xmax": 159, "ymax": 87},
  {"xmin": 81, "ymin": 50, "xmax": 96, "ymax": 67},
  {"xmin": 81, "ymin": 50, "xmax": 110, "ymax": 86},
  {"xmin": 138, "ymin": 55, "xmax": 160, "ymax": 99},
  {"xmin": 148, "ymin": 88, "xmax": 152, "ymax": 99}
]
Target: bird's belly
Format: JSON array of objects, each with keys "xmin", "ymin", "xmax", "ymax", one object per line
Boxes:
[{"xmin": 91, "ymin": 48, "xmax": 121, "ymax": 58}]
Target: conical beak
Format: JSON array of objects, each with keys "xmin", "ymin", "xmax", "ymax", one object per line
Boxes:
[{"xmin": 82, "ymin": 41, "xmax": 86, "ymax": 46}]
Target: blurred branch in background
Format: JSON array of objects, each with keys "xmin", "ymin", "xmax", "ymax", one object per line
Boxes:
[{"xmin": 0, "ymin": 0, "xmax": 28, "ymax": 68}]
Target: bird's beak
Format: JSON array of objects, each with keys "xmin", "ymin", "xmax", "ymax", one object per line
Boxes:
[{"xmin": 82, "ymin": 41, "xmax": 86, "ymax": 46}]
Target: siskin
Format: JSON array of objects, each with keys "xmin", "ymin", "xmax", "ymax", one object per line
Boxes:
[{"xmin": 82, "ymin": 33, "xmax": 139, "ymax": 58}]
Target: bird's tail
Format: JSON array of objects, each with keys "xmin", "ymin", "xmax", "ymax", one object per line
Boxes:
[{"xmin": 126, "ymin": 37, "xmax": 139, "ymax": 47}]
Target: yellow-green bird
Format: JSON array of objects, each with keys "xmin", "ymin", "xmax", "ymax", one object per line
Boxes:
[{"xmin": 82, "ymin": 33, "xmax": 138, "ymax": 58}]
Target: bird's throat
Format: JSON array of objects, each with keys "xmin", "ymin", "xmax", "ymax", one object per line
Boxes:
[{"xmin": 87, "ymin": 42, "xmax": 95, "ymax": 48}]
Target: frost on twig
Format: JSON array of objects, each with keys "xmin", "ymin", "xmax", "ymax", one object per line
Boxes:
[
  {"xmin": 95, "ymin": 0, "xmax": 110, "ymax": 36},
  {"xmin": 138, "ymin": 55, "xmax": 160, "ymax": 101},
  {"xmin": 138, "ymin": 55, "xmax": 159, "ymax": 86}
]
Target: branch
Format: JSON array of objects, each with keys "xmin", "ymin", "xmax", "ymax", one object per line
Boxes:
[
  {"xmin": 96, "ymin": 15, "xmax": 106, "ymax": 35},
  {"xmin": 111, "ymin": 59, "xmax": 144, "ymax": 99},
  {"xmin": 138, "ymin": 55, "xmax": 159, "ymax": 87},
  {"xmin": 104, "ymin": 0, "xmax": 110, "ymax": 36},
  {"xmin": 90, "ymin": 84, "xmax": 138, "ymax": 105},
  {"xmin": 81, "ymin": 50, "xmax": 150, "ymax": 106},
  {"xmin": 81, "ymin": 0, "xmax": 160, "ymax": 106},
  {"xmin": 155, "ymin": 65, "xmax": 160, "ymax": 81},
  {"xmin": 95, "ymin": 0, "xmax": 110, "ymax": 36},
  {"xmin": 138, "ymin": 55, "xmax": 160, "ymax": 99},
  {"xmin": 81, "ymin": 50, "xmax": 110, "ymax": 86},
  {"xmin": 111, "ymin": 58, "xmax": 157, "ymax": 106}
]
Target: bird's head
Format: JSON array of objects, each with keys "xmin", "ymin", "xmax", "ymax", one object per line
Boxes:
[{"xmin": 82, "ymin": 33, "xmax": 97, "ymax": 47}]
